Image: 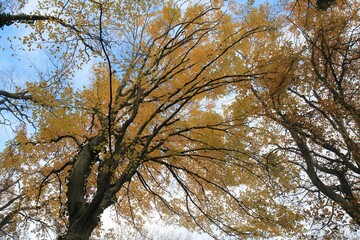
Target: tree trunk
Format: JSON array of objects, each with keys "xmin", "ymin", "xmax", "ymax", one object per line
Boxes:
[{"xmin": 59, "ymin": 212, "xmax": 100, "ymax": 240}]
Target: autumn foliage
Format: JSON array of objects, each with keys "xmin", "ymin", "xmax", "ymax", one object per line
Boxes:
[{"xmin": 0, "ymin": 0, "xmax": 359, "ymax": 239}]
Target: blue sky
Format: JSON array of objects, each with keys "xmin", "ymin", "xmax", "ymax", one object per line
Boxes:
[
  {"xmin": 0, "ymin": 25, "xmax": 34, "ymax": 149},
  {"xmin": 0, "ymin": 0, "xmax": 95, "ymax": 149},
  {"xmin": 0, "ymin": 0, "xmax": 277, "ymax": 150}
]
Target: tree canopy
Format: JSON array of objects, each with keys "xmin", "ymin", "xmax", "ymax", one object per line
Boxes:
[{"xmin": 0, "ymin": 0, "xmax": 359, "ymax": 239}]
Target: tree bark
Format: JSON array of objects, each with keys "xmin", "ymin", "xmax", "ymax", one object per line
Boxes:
[{"xmin": 289, "ymin": 130, "xmax": 360, "ymax": 225}]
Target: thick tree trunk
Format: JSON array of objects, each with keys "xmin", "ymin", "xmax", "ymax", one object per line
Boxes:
[
  {"xmin": 59, "ymin": 135, "xmax": 106, "ymax": 240},
  {"xmin": 60, "ymin": 132, "xmax": 139, "ymax": 239},
  {"xmin": 59, "ymin": 211, "xmax": 100, "ymax": 240}
]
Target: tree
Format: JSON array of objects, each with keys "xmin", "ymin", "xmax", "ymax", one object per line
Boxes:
[
  {"xmin": 0, "ymin": 167, "xmax": 23, "ymax": 237},
  {"xmin": 0, "ymin": 125, "xmax": 55, "ymax": 239},
  {"xmin": 8, "ymin": 0, "xmax": 360, "ymax": 238},
  {"xmin": 0, "ymin": 0, "xmax": 150, "ymax": 236},
  {"xmin": 0, "ymin": 1, "xmax": 307, "ymax": 239},
  {"xmin": 316, "ymin": 0, "xmax": 336, "ymax": 10},
  {"xmin": 232, "ymin": 0, "xmax": 359, "ymax": 235}
]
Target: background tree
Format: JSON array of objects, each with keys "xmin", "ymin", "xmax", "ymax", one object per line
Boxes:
[
  {"xmin": 0, "ymin": 124, "xmax": 57, "ymax": 239},
  {"xmin": 0, "ymin": 167, "xmax": 23, "ymax": 237},
  {"xmin": 231, "ymin": 0, "xmax": 359, "ymax": 236}
]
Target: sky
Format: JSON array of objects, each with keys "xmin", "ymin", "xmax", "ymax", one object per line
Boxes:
[
  {"xmin": 0, "ymin": 0, "xmax": 95, "ymax": 150},
  {"xmin": 0, "ymin": 0, "xmax": 276, "ymax": 145}
]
